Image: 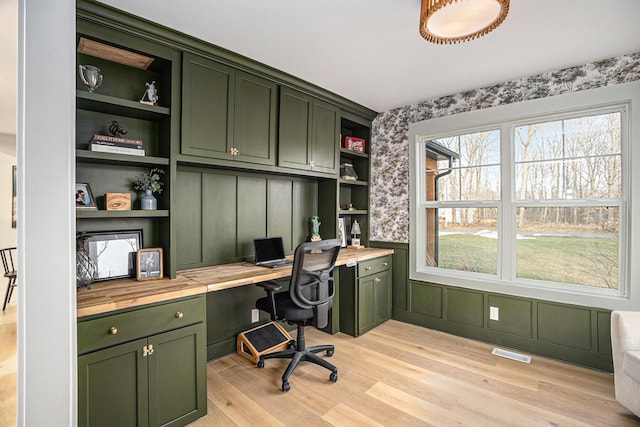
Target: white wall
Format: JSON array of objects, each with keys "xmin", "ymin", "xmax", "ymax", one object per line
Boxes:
[{"xmin": 0, "ymin": 133, "xmax": 16, "ymax": 249}]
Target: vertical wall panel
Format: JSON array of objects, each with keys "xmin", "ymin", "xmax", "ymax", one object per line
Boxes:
[
  {"xmin": 538, "ymin": 303, "xmax": 592, "ymax": 350},
  {"xmin": 597, "ymin": 311, "xmax": 612, "ymax": 355},
  {"xmin": 410, "ymin": 281, "xmax": 442, "ymax": 318},
  {"xmin": 446, "ymin": 288, "xmax": 484, "ymax": 327},
  {"xmin": 237, "ymin": 176, "xmax": 267, "ymax": 259},
  {"xmin": 175, "ymin": 170, "xmax": 203, "ymax": 267},
  {"xmin": 292, "ymin": 181, "xmax": 318, "ymax": 246},
  {"xmin": 202, "ymin": 173, "xmax": 237, "ymax": 264},
  {"xmin": 267, "ymin": 179, "xmax": 293, "ymax": 252},
  {"xmin": 488, "ymin": 295, "xmax": 533, "ymax": 338}
]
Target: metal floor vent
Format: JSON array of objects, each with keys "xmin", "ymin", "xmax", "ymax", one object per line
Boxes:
[{"xmin": 491, "ymin": 347, "xmax": 532, "ymax": 364}]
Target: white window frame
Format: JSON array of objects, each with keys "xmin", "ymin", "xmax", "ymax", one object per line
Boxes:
[{"xmin": 408, "ymin": 81, "xmax": 640, "ymax": 310}]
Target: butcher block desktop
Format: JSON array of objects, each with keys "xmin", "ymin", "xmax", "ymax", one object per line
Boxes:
[{"xmin": 77, "ymin": 247, "xmax": 393, "ymax": 317}]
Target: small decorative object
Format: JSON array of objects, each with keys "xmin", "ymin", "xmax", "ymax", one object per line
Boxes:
[
  {"xmin": 350, "ymin": 220, "xmax": 362, "ymax": 248},
  {"xmin": 140, "ymin": 81, "xmax": 158, "ymax": 105},
  {"xmin": 76, "ymin": 233, "xmax": 97, "ymax": 290},
  {"xmin": 310, "ymin": 215, "xmax": 321, "ymax": 242},
  {"xmin": 78, "ymin": 64, "xmax": 103, "ymax": 93},
  {"xmin": 75, "ymin": 183, "xmax": 97, "ymax": 210},
  {"xmin": 343, "ymin": 136, "xmax": 365, "ymax": 153},
  {"xmin": 132, "ymin": 168, "xmax": 165, "ymax": 210},
  {"xmin": 338, "ymin": 217, "xmax": 347, "ymax": 247},
  {"xmin": 340, "ymin": 163, "xmax": 358, "ymax": 181},
  {"xmin": 108, "ymin": 120, "xmax": 128, "ymax": 137},
  {"xmin": 347, "ymin": 203, "xmax": 356, "ymax": 211},
  {"xmin": 137, "ymin": 248, "xmax": 164, "ymax": 280},
  {"xmin": 105, "ymin": 193, "xmax": 131, "ymax": 211}
]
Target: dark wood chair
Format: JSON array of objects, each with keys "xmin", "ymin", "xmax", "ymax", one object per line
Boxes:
[{"xmin": 1, "ymin": 247, "xmax": 17, "ymax": 311}]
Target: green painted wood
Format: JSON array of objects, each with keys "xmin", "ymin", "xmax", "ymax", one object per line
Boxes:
[
  {"xmin": 234, "ymin": 71, "xmax": 277, "ymax": 166},
  {"xmin": 373, "ymin": 270, "xmax": 392, "ymax": 326},
  {"xmin": 267, "ymin": 179, "xmax": 293, "ymax": 252},
  {"xmin": 338, "ymin": 265, "xmax": 357, "ymax": 336},
  {"xmin": 181, "ymin": 52, "xmax": 234, "ymax": 160},
  {"xmin": 202, "ymin": 173, "xmax": 237, "ymax": 264},
  {"xmin": 597, "ymin": 311, "xmax": 612, "ymax": 355},
  {"xmin": 174, "ymin": 170, "xmax": 203, "ymax": 267},
  {"xmin": 538, "ymin": 302, "xmax": 592, "ymax": 350},
  {"xmin": 487, "ymin": 294, "xmax": 533, "ymax": 338},
  {"xmin": 358, "ymin": 275, "xmax": 375, "ymax": 335},
  {"xmin": 311, "ymin": 99, "xmax": 340, "ymax": 174},
  {"xmin": 292, "ymin": 180, "xmax": 318, "ymax": 245},
  {"xmin": 148, "ymin": 323, "xmax": 207, "ymax": 427},
  {"xmin": 78, "ymin": 337, "xmax": 148, "ymax": 427},
  {"xmin": 446, "ymin": 288, "xmax": 484, "ymax": 328},
  {"xmin": 317, "ymin": 180, "xmax": 338, "ymax": 241},
  {"xmin": 371, "ymin": 241, "xmax": 409, "ymax": 313},
  {"xmin": 409, "ymin": 281, "xmax": 443, "ymax": 318},
  {"xmin": 237, "ymin": 176, "xmax": 267, "ymax": 259},
  {"xmin": 278, "ymin": 86, "xmax": 313, "ymax": 171}
]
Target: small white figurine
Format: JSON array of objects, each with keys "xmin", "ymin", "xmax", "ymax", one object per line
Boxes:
[{"xmin": 140, "ymin": 81, "xmax": 158, "ymax": 105}]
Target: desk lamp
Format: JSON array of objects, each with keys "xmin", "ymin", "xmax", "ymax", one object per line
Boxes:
[{"xmin": 350, "ymin": 220, "xmax": 361, "ymax": 247}]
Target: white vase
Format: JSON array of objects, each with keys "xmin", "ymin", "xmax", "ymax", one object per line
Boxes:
[{"xmin": 141, "ymin": 189, "xmax": 157, "ymax": 210}]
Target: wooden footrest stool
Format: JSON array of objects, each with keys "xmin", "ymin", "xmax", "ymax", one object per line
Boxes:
[{"xmin": 237, "ymin": 321, "xmax": 292, "ymax": 364}]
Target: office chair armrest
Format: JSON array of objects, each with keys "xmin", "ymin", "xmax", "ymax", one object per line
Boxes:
[{"xmin": 256, "ymin": 281, "xmax": 282, "ymax": 292}]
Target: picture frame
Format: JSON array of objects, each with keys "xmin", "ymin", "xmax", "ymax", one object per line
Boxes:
[
  {"xmin": 82, "ymin": 230, "xmax": 142, "ymax": 280},
  {"xmin": 75, "ymin": 182, "xmax": 97, "ymax": 210},
  {"xmin": 136, "ymin": 247, "xmax": 163, "ymax": 281},
  {"xmin": 338, "ymin": 217, "xmax": 347, "ymax": 248}
]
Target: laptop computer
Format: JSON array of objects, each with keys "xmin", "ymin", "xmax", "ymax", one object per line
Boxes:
[{"xmin": 253, "ymin": 237, "xmax": 294, "ymax": 268}]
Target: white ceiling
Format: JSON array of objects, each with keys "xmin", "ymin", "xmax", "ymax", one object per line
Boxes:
[{"xmin": 2, "ymin": 0, "xmax": 640, "ymax": 136}]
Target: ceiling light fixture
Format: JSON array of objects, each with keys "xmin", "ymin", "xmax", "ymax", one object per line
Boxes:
[{"xmin": 420, "ymin": 0, "xmax": 510, "ymax": 44}]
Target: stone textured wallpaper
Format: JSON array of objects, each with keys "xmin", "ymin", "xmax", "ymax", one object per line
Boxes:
[{"xmin": 370, "ymin": 52, "xmax": 640, "ymax": 243}]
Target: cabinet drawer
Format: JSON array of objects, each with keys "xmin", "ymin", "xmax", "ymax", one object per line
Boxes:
[
  {"xmin": 78, "ymin": 296, "xmax": 205, "ymax": 354},
  {"xmin": 358, "ymin": 256, "xmax": 392, "ymax": 278}
]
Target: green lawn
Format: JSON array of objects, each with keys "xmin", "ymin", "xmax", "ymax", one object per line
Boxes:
[{"xmin": 438, "ymin": 234, "xmax": 618, "ymax": 288}]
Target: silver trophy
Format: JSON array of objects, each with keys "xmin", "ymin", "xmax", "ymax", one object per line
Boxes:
[{"xmin": 78, "ymin": 65, "xmax": 103, "ymax": 93}]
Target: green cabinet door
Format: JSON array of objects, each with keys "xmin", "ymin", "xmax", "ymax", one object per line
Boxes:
[
  {"xmin": 148, "ymin": 323, "xmax": 207, "ymax": 427},
  {"xmin": 310, "ymin": 99, "xmax": 339, "ymax": 174},
  {"xmin": 233, "ymin": 71, "xmax": 277, "ymax": 166},
  {"xmin": 278, "ymin": 86, "xmax": 339, "ymax": 175},
  {"xmin": 357, "ymin": 275, "xmax": 376, "ymax": 335},
  {"xmin": 182, "ymin": 52, "xmax": 235, "ymax": 160},
  {"xmin": 78, "ymin": 338, "xmax": 148, "ymax": 427},
  {"xmin": 279, "ymin": 87, "xmax": 313, "ymax": 170},
  {"xmin": 373, "ymin": 270, "xmax": 392, "ymax": 326}
]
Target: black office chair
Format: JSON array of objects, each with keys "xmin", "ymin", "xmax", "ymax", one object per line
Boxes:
[
  {"xmin": 1, "ymin": 247, "xmax": 17, "ymax": 311},
  {"xmin": 255, "ymin": 238, "xmax": 341, "ymax": 391}
]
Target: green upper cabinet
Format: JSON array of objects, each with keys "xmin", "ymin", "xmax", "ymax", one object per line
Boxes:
[
  {"xmin": 278, "ymin": 86, "xmax": 339, "ymax": 175},
  {"xmin": 181, "ymin": 52, "xmax": 277, "ymax": 166}
]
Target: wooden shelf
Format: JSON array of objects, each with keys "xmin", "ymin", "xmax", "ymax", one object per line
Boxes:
[
  {"xmin": 76, "ymin": 150, "xmax": 169, "ymax": 166},
  {"xmin": 76, "ymin": 90, "xmax": 170, "ymax": 121},
  {"xmin": 340, "ymin": 148, "xmax": 368, "ymax": 159},
  {"xmin": 339, "ymin": 179, "xmax": 368, "ymax": 186},
  {"xmin": 76, "ymin": 210, "xmax": 169, "ymax": 219},
  {"xmin": 339, "ymin": 209, "xmax": 368, "ymax": 215}
]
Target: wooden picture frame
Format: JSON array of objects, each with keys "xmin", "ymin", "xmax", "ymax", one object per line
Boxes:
[
  {"xmin": 136, "ymin": 247, "xmax": 163, "ymax": 280},
  {"xmin": 75, "ymin": 182, "xmax": 97, "ymax": 210}
]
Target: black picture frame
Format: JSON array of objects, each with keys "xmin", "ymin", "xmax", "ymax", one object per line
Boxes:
[
  {"xmin": 82, "ymin": 230, "xmax": 142, "ymax": 280},
  {"xmin": 75, "ymin": 182, "xmax": 97, "ymax": 210},
  {"xmin": 136, "ymin": 247, "xmax": 163, "ymax": 280}
]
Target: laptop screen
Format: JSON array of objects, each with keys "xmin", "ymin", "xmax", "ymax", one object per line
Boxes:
[{"xmin": 253, "ymin": 237, "xmax": 286, "ymax": 263}]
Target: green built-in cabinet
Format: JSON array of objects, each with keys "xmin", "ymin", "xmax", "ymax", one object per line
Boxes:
[
  {"xmin": 278, "ymin": 86, "xmax": 340, "ymax": 175},
  {"xmin": 340, "ymin": 255, "xmax": 392, "ymax": 337},
  {"xmin": 181, "ymin": 52, "xmax": 278, "ymax": 166},
  {"xmin": 77, "ymin": 296, "xmax": 207, "ymax": 427}
]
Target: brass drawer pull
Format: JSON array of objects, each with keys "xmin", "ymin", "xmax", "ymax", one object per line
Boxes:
[
  {"xmin": 374, "ymin": 277, "xmax": 381, "ymax": 283},
  {"xmin": 108, "ymin": 326, "xmax": 118, "ymax": 335},
  {"xmin": 365, "ymin": 266, "xmax": 372, "ymax": 271},
  {"xmin": 382, "ymin": 262, "xmax": 388, "ymax": 267},
  {"xmin": 175, "ymin": 312, "xmax": 184, "ymax": 319}
]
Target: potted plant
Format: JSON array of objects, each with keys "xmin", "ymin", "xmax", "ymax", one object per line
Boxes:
[{"xmin": 132, "ymin": 168, "xmax": 165, "ymax": 210}]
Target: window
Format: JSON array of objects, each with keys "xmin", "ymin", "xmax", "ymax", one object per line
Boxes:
[{"xmin": 409, "ymin": 83, "xmax": 639, "ymax": 308}]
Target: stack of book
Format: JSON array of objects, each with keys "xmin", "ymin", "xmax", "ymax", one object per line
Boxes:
[{"xmin": 89, "ymin": 134, "xmax": 145, "ymax": 156}]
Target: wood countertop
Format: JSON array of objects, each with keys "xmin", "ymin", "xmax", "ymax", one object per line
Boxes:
[{"xmin": 77, "ymin": 247, "xmax": 393, "ymax": 318}]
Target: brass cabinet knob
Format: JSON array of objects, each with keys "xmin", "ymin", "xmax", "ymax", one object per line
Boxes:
[
  {"xmin": 108, "ymin": 326, "xmax": 118, "ymax": 335},
  {"xmin": 382, "ymin": 262, "xmax": 388, "ymax": 267},
  {"xmin": 374, "ymin": 277, "xmax": 381, "ymax": 283},
  {"xmin": 309, "ymin": 160, "xmax": 315, "ymax": 167},
  {"xmin": 365, "ymin": 266, "xmax": 372, "ymax": 271},
  {"xmin": 175, "ymin": 312, "xmax": 184, "ymax": 319},
  {"xmin": 230, "ymin": 147, "xmax": 239, "ymax": 155}
]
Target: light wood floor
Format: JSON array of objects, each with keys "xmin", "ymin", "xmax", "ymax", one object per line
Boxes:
[{"xmin": 1, "ymin": 299, "xmax": 638, "ymax": 426}]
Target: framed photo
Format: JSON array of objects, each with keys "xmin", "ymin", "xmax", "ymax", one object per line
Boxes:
[
  {"xmin": 82, "ymin": 230, "xmax": 142, "ymax": 280},
  {"xmin": 75, "ymin": 182, "xmax": 97, "ymax": 210},
  {"xmin": 338, "ymin": 217, "xmax": 347, "ymax": 248},
  {"xmin": 137, "ymin": 248, "xmax": 163, "ymax": 281}
]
